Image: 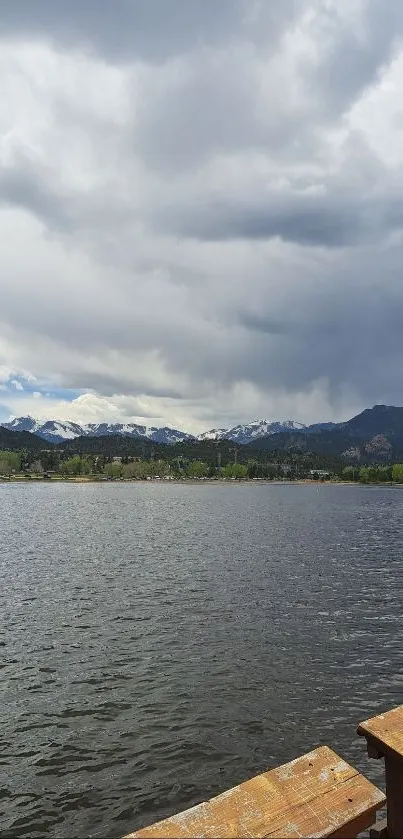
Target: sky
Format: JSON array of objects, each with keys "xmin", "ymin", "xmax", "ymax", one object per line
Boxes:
[{"xmin": 1, "ymin": 0, "xmax": 403, "ymax": 434}]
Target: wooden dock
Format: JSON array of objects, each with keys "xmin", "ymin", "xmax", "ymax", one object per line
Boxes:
[{"xmin": 125, "ymin": 705, "xmax": 403, "ymax": 839}]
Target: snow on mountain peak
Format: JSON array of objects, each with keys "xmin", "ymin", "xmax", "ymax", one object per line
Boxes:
[
  {"xmin": 197, "ymin": 419, "xmax": 307, "ymax": 445},
  {"xmin": 2, "ymin": 416, "xmax": 195, "ymax": 445},
  {"xmin": 197, "ymin": 428, "xmax": 228, "ymax": 442},
  {"xmin": 3, "ymin": 415, "xmax": 307, "ymax": 446},
  {"xmin": 6, "ymin": 415, "xmax": 42, "ymax": 433}
]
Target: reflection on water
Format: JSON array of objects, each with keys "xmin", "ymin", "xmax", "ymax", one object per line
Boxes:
[{"xmin": 1, "ymin": 483, "xmax": 403, "ymax": 837}]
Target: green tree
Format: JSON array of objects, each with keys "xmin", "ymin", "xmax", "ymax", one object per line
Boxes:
[
  {"xmin": 255, "ymin": 462, "xmax": 277, "ymax": 480},
  {"xmin": 30, "ymin": 460, "xmax": 44, "ymax": 475},
  {"xmin": 80, "ymin": 455, "xmax": 94, "ymax": 475},
  {"xmin": 186, "ymin": 460, "xmax": 209, "ymax": 478},
  {"xmin": 233, "ymin": 463, "xmax": 247, "ymax": 480},
  {"xmin": 247, "ymin": 460, "xmax": 258, "ymax": 479},
  {"xmin": 223, "ymin": 462, "xmax": 247, "ymax": 480},
  {"xmin": 122, "ymin": 460, "xmax": 147, "ymax": 479},
  {"xmin": 0, "ymin": 451, "xmax": 21, "ymax": 474},
  {"xmin": 60, "ymin": 455, "xmax": 83, "ymax": 477},
  {"xmin": 143, "ymin": 459, "xmax": 169, "ymax": 478},
  {"xmin": 378, "ymin": 466, "xmax": 393, "ymax": 482},
  {"xmin": 20, "ymin": 448, "xmax": 29, "ymax": 471},
  {"xmin": 342, "ymin": 466, "xmax": 359, "ymax": 481},
  {"xmin": 40, "ymin": 450, "xmax": 60, "ymax": 472},
  {"xmin": 207, "ymin": 462, "xmax": 217, "ymax": 478},
  {"xmin": 104, "ymin": 462, "xmax": 123, "ymax": 479},
  {"xmin": 155, "ymin": 459, "xmax": 169, "ymax": 477},
  {"xmin": 359, "ymin": 465, "xmax": 392, "ymax": 483},
  {"xmin": 392, "ymin": 464, "xmax": 403, "ymax": 483}
]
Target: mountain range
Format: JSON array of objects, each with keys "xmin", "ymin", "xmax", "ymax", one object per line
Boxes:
[
  {"xmin": 248, "ymin": 405, "xmax": 403, "ymax": 463},
  {"xmin": 2, "ymin": 416, "xmax": 194, "ymax": 445},
  {"xmin": 3, "ymin": 416, "xmax": 329, "ymax": 445},
  {"xmin": 2, "ymin": 406, "xmax": 403, "ymax": 463}
]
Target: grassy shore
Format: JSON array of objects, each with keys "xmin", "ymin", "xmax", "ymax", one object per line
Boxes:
[{"xmin": 0, "ymin": 474, "xmax": 369, "ymax": 485}]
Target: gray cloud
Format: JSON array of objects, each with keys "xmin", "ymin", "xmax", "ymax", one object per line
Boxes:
[
  {"xmin": 156, "ymin": 192, "xmax": 363, "ymax": 247},
  {"xmin": 150, "ymin": 148, "xmax": 403, "ymax": 248},
  {"xmin": 4, "ymin": 144, "xmax": 403, "ymax": 251},
  {"xmin": 1, "ymin": 0, "xmax": 403, "ymax": 430},
  {"xmin": 128, "ymin": 2, "xmax": 403, "ymax": 178},
  {"xmin": 0, "ymin": 0, "xmax": 244, "ymax": 61},
  {"xmin": 0, "ymin": 0, "xmax": 304, "ymax": 64},
  {"xmin": 312, "ymin": 1, "xmax": 403, "ymax": 115},
  {"xmin": 0, "ymin": 163, "xmax": 74, "ymax": 232}
]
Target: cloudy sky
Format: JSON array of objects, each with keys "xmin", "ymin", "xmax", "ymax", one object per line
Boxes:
[{"xmin": 1, "ymin": 0, "xmax": 403, "ymax": 433}]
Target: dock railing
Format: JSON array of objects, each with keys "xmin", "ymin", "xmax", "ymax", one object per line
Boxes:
[
  {"xmin": 358, "ymin": 705, "xmax": 403, "ymax": 839},
  {"xmin": 124, "ymin": 704, "xmax": 403, "ymax": 838}
]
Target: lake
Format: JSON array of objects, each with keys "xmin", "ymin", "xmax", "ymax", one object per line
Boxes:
[{"xmin": 1, "ymin": 482, "xmax": 403, "ymax": 838}]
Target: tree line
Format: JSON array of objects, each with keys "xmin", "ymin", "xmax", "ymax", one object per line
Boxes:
[
  {"xmin": 0, "ymin": 449, "xmax": 334, "ymax": 480},
  {"xmin": 3, "ymin": 446, "xmax": 403, "ymax": 482},
  {"xmin": 0, "ymin": 450, "xmax": 294, "ymax": 480},
  {"xmin": 342, "ymin": 465, "xmax": 403, "ymax": 483}
]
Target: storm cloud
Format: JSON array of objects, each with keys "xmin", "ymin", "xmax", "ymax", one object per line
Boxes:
[{"xmin": 1, "ymin": 0, "xmax": 403, "ymax": 432}]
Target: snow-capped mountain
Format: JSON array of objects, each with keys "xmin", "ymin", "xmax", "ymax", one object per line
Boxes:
[
  {"xmin": 3, "ymin": 415, "xmax": 320, "ymax": 447},
  {"xmin": 4, "ymin": 416, "xmax": 42, "ymax": 434},
  {"xmin": 2, "ymin": 416, "xmax": 194, "ymax": 445},
  {"xmin": 197, "ymin": 419, "xmax": 307, "ymax": 445},
  {"xmin": 3, "ymin": 416, "xmax": 84, "ymax": 442},
  {"xmin": 39, "ymin": 420, "xmax": 85, "ymax": 441},
  {"xmin": 197, "ymin": 428, "xmax": 228, "ymax": 442},
  {"xmin": 83, "ymin": 423, "xmax": 194, "ymax": 445}
]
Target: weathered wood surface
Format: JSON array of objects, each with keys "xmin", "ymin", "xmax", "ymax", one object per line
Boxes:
[
  {"xmin": 125, "ymin": 746, "xmax": 385, "ymax": 839},
  {"xmin": 384, "ymin": 756, "xmax": 403, "ymax": 839},
  {"xmin": 358, "ymin": 705, "xmax": 403, "ymax": 839},
  {"xmin": 369, "ymin": 818, "xmax": 388, "ymax": 839},
  {"xmin": 357, "ymin": 704, "xmax": 403, "ymax": 761}
]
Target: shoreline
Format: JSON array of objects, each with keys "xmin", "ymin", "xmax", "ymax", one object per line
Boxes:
[{"xmin": 0, "ymin": 476, "xmax": 396, "ymax": 487}]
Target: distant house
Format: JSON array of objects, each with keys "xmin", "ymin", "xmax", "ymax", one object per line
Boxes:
[
  {"xmin": 309, "ymin": 469, "xmax": 330, "ymax": 479},
  {"xmin": 112, "ymin": 456, "xmax": 123, "ymax": 463}
]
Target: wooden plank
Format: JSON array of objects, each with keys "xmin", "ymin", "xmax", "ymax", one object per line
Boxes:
[
  {"xmin": 127, "ymin": 747, "xmax": 347, "ymax": 838},
  {"xmin": 126, "ymin": 802, "xmax": 213, "ymax": 839},
  {"xmin": 266, "ymin": 775, "xmax": 385, "ymax": 838},
  {"xmin": 357, "ymin": 705, "xmax": 403, "ymax": 761},
  {"xmin": 358, "ymin": 707, "xmax": 403, "ymax": 839},
  {"xmin": 125, "ymin": 747, "xmax": 385, "ymax": 839},
  {"xmin": 331, "ymin": 808, "xmax": 380, "ymax": 839}
]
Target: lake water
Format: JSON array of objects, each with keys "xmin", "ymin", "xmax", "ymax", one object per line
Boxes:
[{"xmin": 1, "ymin": 482, "xmax": 403, "ymax": 838}]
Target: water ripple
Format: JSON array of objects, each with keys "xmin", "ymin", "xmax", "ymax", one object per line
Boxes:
[{"xmin": 1, "ymin": 482, "xmax": 403, "ymax": 837}]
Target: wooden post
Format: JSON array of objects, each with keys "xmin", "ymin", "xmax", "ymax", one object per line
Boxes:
[
  {"xmin": 385, "ymin": 756, "xmax": 403, "ymax": 839},
  {"xmin": 358, "ymin": 705, "xmax": 403, "ymax": 839},
  {"xmin": 370, "ymin": 819, "xmax": 388, "ymax": 839}
]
